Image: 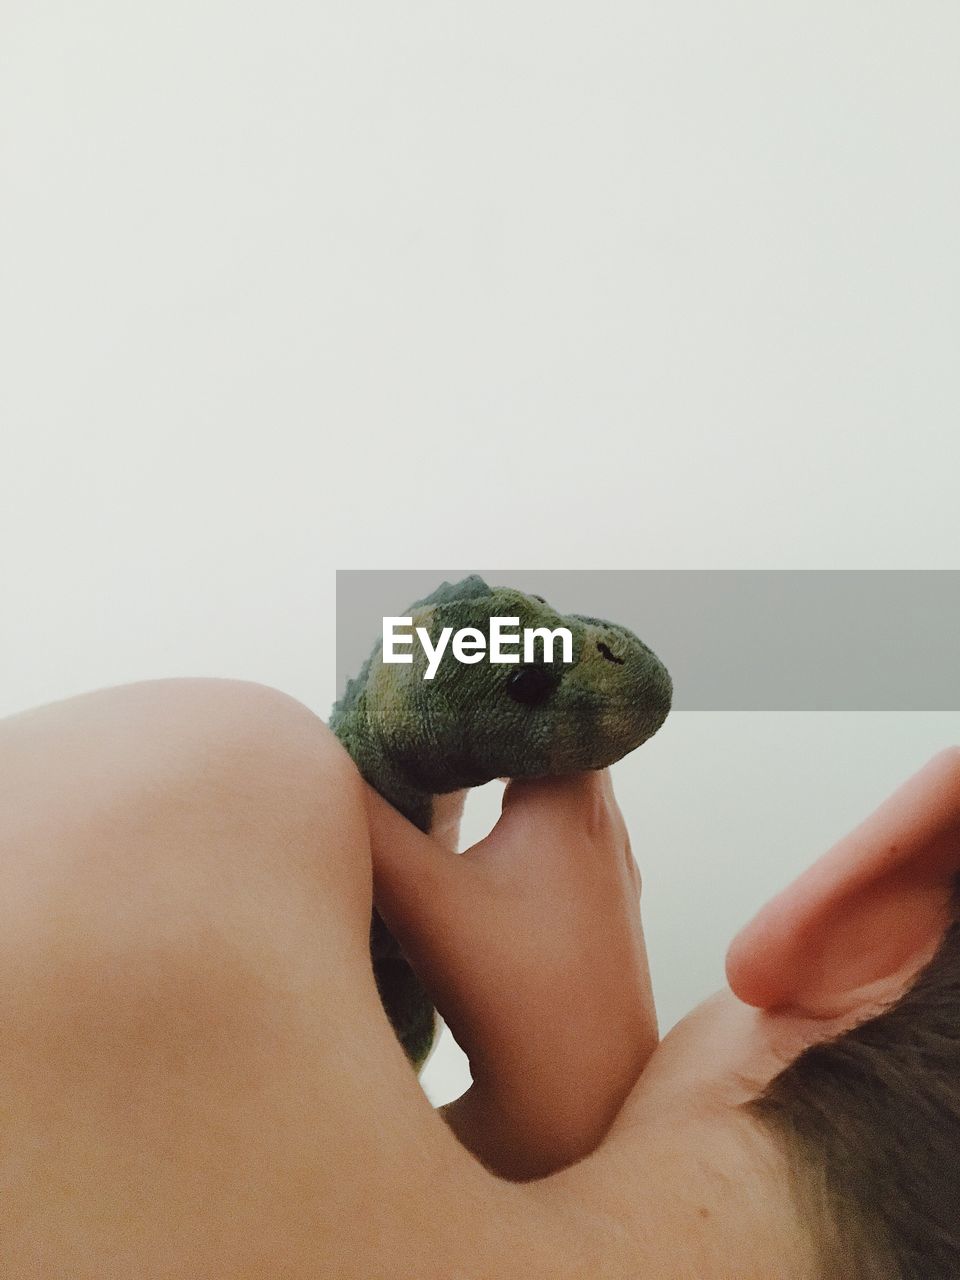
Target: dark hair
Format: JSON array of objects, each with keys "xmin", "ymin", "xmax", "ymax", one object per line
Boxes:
[{"xmin": 747, "ymin": 886, "xmax": 960, "ymax": 1280}]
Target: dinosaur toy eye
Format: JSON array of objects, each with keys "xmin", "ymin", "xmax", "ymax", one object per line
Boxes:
[{"xmin": 506, "ymin": 664, "xmax": 558, "ymax": 706}]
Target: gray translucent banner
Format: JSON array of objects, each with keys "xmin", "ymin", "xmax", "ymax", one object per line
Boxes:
[{"xmin": 336, "ymin": 571, "xmax": 960, "ymax": 711}]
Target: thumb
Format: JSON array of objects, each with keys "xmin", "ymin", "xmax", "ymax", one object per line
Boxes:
[{"xmin": 479, "ymin": 770, "xmax": 617, "ymax": 871}]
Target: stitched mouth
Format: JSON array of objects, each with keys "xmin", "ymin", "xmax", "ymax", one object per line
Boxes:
[{"xmin": 597, "ymin": 641, "xmax": 625, "ymax": 665}]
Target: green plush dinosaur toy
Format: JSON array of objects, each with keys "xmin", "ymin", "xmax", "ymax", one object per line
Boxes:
[{"xmin": 329, "ymin": 575, "xmax": 672, "ymax": 1068}]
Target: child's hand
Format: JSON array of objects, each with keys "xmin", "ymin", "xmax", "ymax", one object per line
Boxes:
[{"xmin": 364, "ymin": 772, "xmax": 658, "ymax": 1179}]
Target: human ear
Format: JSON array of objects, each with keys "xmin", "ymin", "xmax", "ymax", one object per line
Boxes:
[{"xmin": 725, "ymin": 749, "xmax": 960, "ymax": 1020}]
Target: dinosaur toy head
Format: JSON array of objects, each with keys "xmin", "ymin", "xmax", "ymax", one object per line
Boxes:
[{"xmin": 343, "ymin": 575, "xmax": 672, "ymax": 803}]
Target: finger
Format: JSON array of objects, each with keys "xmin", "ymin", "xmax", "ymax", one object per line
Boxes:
[
  {"xmin": 430, "ymin": 790, "xmax": 468, "ymax": 852},
  {"xmin": 477, "ymin": 770, "xmax": 619, "ymax": 869},
  {"xmin": 361, "ymin": 784, "xmax": 472, "ymax": 958},
  {"xmin": 499, "ymin": 770, "xmax": 605, "ymax": 826}
]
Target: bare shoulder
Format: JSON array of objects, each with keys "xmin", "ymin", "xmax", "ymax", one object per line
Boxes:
[
  {"xmin": 0, "ymin": 678, "xmax": 368, "ymax": 914},
  {"xmin": 0, "ymin": 680, "xmax": 591, "ymax": 1278},
  {"xmin": 0, "ymin": 676, "xmax": 361, "ymax": 825}
]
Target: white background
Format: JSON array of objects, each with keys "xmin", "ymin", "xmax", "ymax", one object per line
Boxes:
[{"xmin": 2, "ymin": 4, "xmax": 958, "ymax": 1104}]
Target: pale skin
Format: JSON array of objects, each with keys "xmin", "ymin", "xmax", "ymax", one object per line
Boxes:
[{"xmin": 0, "ymin": 679, "xmax": 957, "ymax": 1278}]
